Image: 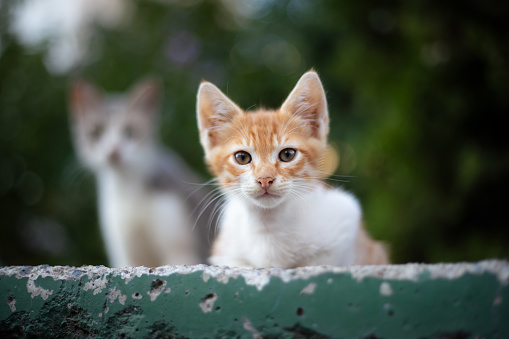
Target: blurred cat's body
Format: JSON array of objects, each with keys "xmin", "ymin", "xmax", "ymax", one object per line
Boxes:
[
  {"xmin": 96, "ymin": 146, "xmax": 199, "ymax": 267},
  {"xmin": 69, "ymin": 79, "xmax": 212, "ymax": 267},
  {"xmin": 196, "ymin": 71, "xmax": 389, "ymax": 268}
]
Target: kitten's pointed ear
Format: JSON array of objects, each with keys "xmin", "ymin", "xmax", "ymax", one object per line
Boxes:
[
  {"xmin": 196, "ymin": 81, "xmax": 243, "ymax": 152},
  {"xmin": 129, "ymin": 77, "xmax": 162, "ymax": 115},
  {"xmin": 281, "ymin": 70, "xmax": 329, "ymax": 142},
  {"xmin": 69, "ymin": 80, "xmax": 102, "ymax": 117}
]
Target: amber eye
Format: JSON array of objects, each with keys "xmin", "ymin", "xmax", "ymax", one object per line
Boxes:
[
  {"xmin": 234, "ymin": 151, "xmax": 252, "ymax": 165},
  {"xmin": 89, "ymin": 124, "xmax": 103, "ymax": 141},
  {"xmin": 279, "ymin": 148, "xmax": 296, "ymax": 162}
]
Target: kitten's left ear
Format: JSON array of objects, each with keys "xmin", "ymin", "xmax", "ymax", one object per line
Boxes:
[
  {"xmin": 196, "ymin": 81, "xmax": 244, "ymax": 154},
  {"xmin": 281, "ymin": 70, "xmax": 329, "ymax": 142},
  {"xmin": 129, "ymin": 77, "xmax": 162, "ymax": 115},
  {"xmin": 69, "ymin": 80, "xmax": 102, "ymax": 117}
]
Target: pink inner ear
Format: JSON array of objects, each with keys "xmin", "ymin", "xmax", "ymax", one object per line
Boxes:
[
  {"xmin": 197, "ymin": 82, "xmax": 244, "ymax": 149},
  {"xmin": 129, "ymin": 80, "xmax": 161, "ymax": 115},
  {"xmin": 70, "ymin": 81, "xmax": 101, "ymax": 116},
  {"xmin": 280, "ymin": 71, "xmax": 329, "ymax": 140},
  {"xmin": 70, "ymin": 84, "xmax": 83, "ymax": 111}
]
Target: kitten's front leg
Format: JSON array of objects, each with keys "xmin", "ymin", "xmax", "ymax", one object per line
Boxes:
[{"xmin": 102, "ymin": 225, "xmax": 132, "ymax": 268}]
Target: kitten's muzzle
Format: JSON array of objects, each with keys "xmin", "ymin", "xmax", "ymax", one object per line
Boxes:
[
  {"xmin": 257, "ymin": 177, "xmax": 274, "ymax": 192},
  {"xmin": 108, "ymin": 148, "xmax": 121, "ymax": 164}
]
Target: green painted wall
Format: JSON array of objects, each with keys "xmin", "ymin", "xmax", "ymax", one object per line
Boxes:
[{"xmin": 1, "ymin": 261, "xmax": 508, "ymax": 338}]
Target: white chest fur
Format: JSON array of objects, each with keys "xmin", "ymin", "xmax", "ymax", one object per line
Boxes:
[
  {"xmin": 210, "ymin": 186, "xmax": 361, "ymax": 268},
  {"xmin": 97, "ymin": 170, "xmax": 196, "ymax": 267}
]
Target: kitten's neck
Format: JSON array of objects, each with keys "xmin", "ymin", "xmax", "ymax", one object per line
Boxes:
[
  {"xmin": 231, "ymin": 192, "xmax": 309, "ymax": 232},
  {"xmin": 97, "ymin": 168, "xmax": 141, "ymax": 194}
]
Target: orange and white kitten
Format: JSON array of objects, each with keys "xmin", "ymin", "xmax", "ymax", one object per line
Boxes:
[{"xmin": 197, "ymin": 71, "xmax": 389, "ymax": 268}]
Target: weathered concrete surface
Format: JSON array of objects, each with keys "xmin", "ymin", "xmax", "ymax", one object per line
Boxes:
[{"xmin": 1, "ymin": 261, "xmax": 508, "ymax": 338}]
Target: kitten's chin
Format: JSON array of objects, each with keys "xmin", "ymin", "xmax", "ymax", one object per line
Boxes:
[{"xmin": 248, "ymin": 192, "xmax": 285, "ymax": 209}]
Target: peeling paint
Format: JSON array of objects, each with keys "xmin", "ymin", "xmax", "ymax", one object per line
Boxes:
[
  {"xmin": 199, "ymin": 293, "xmax": 218, "ymax": 313},
  {"xmin": 26, "ymin": 279, "xmax": 53, "ymax": 300},
  {"xmin": 242, "ymin": 317, "xmax": 262, "ymax": 339},
  {"xmin": 121, "ymin": 267, "xmax": 149, "ymax": 285},
  {"xmin": 132, "ymin": 292, "xmax": 143, "ymax": 300},
  {"xmin": 2, "ymin": 260, "xmax": 506, "ymax": 291},
  {"xmin": 108, "ymin": 286, "xmax": 127, "ymax": 305},
  {"xmin": 300, "ymin": 282, "xmax": 317, "ymax": 295},
  {"xmin": 380, "ymin": 282, "xmax": 393, "ymax": 296},
  {"xmin": 147, "ymin": 279, "xmax": 168, "ymax": 302},
  {"xmin": 7, "ymin": 296, "xmax": 16, "ymax": 312},
  {"xmin": 202, "ymin": 272, "xmax": 210, "ymax": 283},
  {"xmin": 83, "ymin": 274, "xmax": 108, "ymax": 295}
]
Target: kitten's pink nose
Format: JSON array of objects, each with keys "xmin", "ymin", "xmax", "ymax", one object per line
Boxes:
[
  {"xmin": 108, "ymin": 149, "xmax": 121, "ymax": 164},
  {"xmin": 257, "ymin": 177, "xmax": 274, "ymax": 191}
]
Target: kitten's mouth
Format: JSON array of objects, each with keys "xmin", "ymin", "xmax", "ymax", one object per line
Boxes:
[
  {"xmin": 257, "ymin": 191, "xmax": 279, "ymax": 199},
  {"xmin": 249, "ymin": 190, "xmax": 285, "ymax": 208}
]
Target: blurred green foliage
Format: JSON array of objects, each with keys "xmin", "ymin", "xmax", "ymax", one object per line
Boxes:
[{"xmin": 1, "ymin": 0, "xmax": 508, "ymax": 266}]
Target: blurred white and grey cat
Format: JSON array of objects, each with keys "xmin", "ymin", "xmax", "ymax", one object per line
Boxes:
[{"xmin": 69, "ymin": 78, "xmax": 214, "ymax": 267}]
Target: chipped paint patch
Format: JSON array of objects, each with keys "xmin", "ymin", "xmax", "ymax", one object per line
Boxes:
[
  {"xmin": 199, "ymin": 293, "xmax": 218, "ymax": 313},
  {"xmin": 121, "ymin": 267, "xmax": 149, "ymax": 285},
  {"xmin": 147, "ymin": 279, "xmax": 169, "ymax": 302},
  {"xmin": 300, "ymin": 282, "xmax": 317, "ymax": 295},
  {"xmin": 380, "ymin": 282, "xmax": 393, "ymax": 296},
  {"xmin": 7, "ymin": 296, "xmax": 16, "ymax": 312},
  {"xmin": 242, "ymin": 317, "xmax": 262, "ymax": 339},
  {"xmin": 108, "ymin": 286, "xmax": 127, "ymax": 305},
  {"xmin": 132, "ymin": 292, "xmax": 143, "ymax": 300},
  {"xmin": 83, "ymin": 274, "xmax": 108, "ymax": 295},
  {"xmin": 26, "ymin": 279, "xmax": 53, "ymax": 300},
  {"xmin": 202, "ymin": 272, "xmax": 210, "ymax": 283}
]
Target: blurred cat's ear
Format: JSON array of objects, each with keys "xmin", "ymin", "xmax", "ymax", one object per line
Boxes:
[
  {"xmin": 196, "ymin": 81, "xmax": 243, "ymax": 152},
  {"xmin": 281, "ymin": 70, "xmax": 329, "ymax": 142},
  {"xmin": 129, "ymin": 77, "xmax": 162, "ymax": 115},
  {"xmin": 69, "ymin": 80, "xmax": 102, "ymax": 117}
]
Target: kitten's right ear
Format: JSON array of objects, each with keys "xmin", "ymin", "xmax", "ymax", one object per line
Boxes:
[
  {"xmin": 128, "ymin": 77, "xmax": 162, "ymax": 116},
  {"xmin": 196, "ymin": 81, "xmax": 243, "ymax": 153},
  {"xmin": 69, "ymin": 80, "xmax": 102, "ymax": 117}
]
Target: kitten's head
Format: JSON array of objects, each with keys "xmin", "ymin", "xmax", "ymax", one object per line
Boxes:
[
  {"xmin": 69, "ymin": 78, "xmax": 161, "ymax": 173},
  {"xmin": 197, "ymin": 71, "xmax": 329, "ymax": 209}
]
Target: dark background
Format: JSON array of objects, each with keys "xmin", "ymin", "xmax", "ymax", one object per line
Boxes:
[{"xmin": 1, "ymin": 0, "xmax": 508, "ymax": 266}]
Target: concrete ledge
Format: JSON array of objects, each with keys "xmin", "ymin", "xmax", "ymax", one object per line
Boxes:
[{"xmin": 1, "ymin": 261, "xmax": 508, "ymax": 338}]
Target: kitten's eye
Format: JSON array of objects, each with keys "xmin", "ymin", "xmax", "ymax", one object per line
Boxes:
[
  {"xmin": 89, "ymin": 124, "xmax": 103, "ymax": 141},
  {"xmin": 279, "ymin": 148, "xmax": 296, "ymax": 162},
  {"xmin": 234, "ymin": 151, "xmax": 252, "ymax": 165},
  {"xmin": 124, "ymin": 125, "xmax": 136, "ymax": 139}
]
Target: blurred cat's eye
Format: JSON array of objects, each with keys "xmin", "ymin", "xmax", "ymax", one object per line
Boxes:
[
  {"xmin": 124, "ymin": 125, "xmax": 136, "ymax": 139},
  {"xmin": 89, "ymin": 124, "xmax": 103, "ymax": 141},
  {"xmin": 279, "ymin": 148, "xmax": 296, "ymax": 162},
  {"xmin": 234, "ymin": 151, "xmax": 252, "ymax": 165}
]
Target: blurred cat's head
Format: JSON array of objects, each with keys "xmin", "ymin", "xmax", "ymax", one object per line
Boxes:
[
  {"xmin": 69, "ymin": 78, "xmax": 161, "ymax": 174},
  {"xmin": 197, "ymin": 71, "xmax": 329, "ymax": 209}
]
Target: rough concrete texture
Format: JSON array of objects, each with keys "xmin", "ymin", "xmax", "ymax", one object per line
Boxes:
[{"xmin": 1, "ymin": 260, "xmax": 508, "ymax": 338}]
